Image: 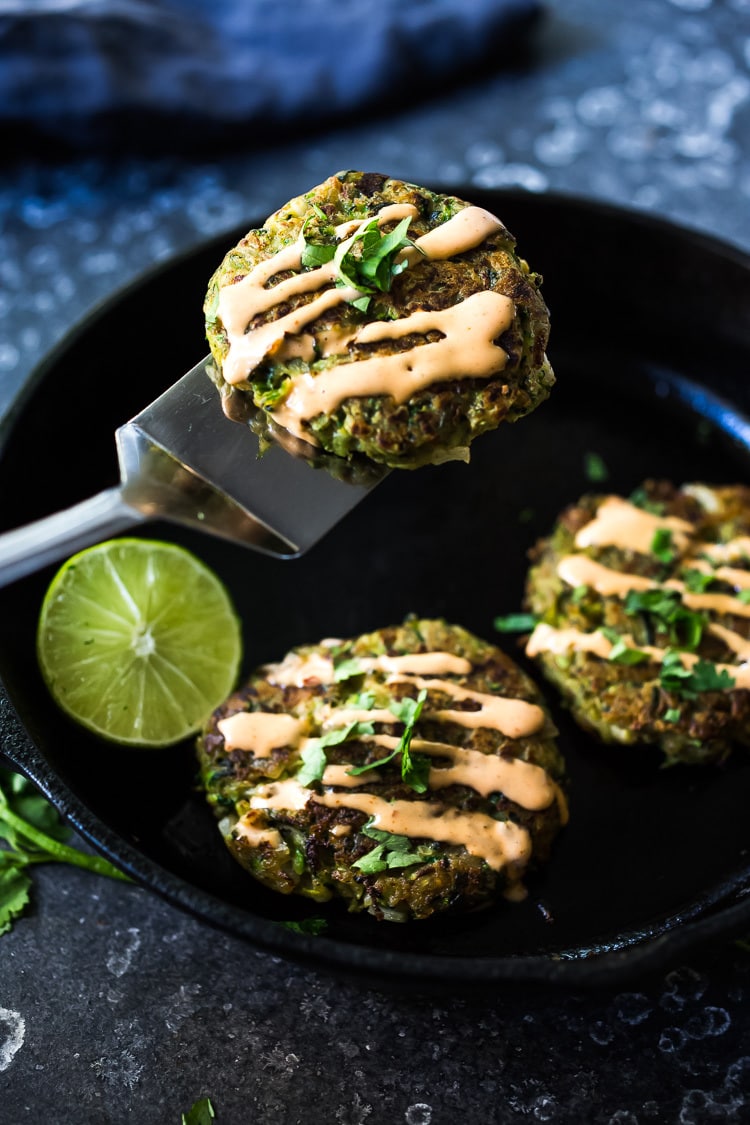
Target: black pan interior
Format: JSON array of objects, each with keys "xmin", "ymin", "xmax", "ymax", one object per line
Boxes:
[{"xmin": 2, "ymin": 189, "xmax": 750, "ymax": 986}]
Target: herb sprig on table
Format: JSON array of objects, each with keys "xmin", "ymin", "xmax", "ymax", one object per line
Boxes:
[
  {"xmin": 182, "ymin": 1097, "xmax": 216, "ymax": 1125},
  {"xmin": 0, "ymin": 767, "xmax": 130, "ymax": 935}
]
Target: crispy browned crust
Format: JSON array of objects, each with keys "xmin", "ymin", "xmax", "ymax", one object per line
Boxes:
[
  {"xmin": 197, "ymin": 618, "xmax": 567, "ymax": 921},
  {"xmin": 525, "ymin": 481, "xmax": 750, "ymax": 765},
  {"xmin": 204, "ymin": 171, "xmax": 553, "ymax": 468}
]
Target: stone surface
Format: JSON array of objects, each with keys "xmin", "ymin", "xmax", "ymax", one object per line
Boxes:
[{"xmin": 2, "ymin": 1, "xmax": 750, "ymax": 1121}]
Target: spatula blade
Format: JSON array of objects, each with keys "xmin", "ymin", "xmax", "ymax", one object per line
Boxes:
[{"xmin": 116, "ymin": 357, "xmax": 387, "ymax": 558}]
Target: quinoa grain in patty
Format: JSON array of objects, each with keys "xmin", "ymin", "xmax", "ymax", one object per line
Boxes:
[
  {"xmin": 204, "ymin": 171, "xmax": 553, "ymax": 469},
  {"xmin": 197, "ymin": 619, "xmax": 567, "ymax": 922}
]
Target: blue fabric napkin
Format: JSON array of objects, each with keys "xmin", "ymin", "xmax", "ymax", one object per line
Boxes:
[{"xmin": 0, "ymin": 0, "xmax": 540, "ymax": 148}]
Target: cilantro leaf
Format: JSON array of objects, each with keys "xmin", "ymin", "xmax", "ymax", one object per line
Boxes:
[
  {"xmin": 347, "ymin": 689, "xmax": 430, "ymax": 792},
  {"xmin": 629, "ymin": 487, "xmax": 665, "ymax": 515},
  {"xmin": 493, "ymin": 613, "xmax": 537, "ymax": 634},
  {"xmin": 690, "ymin": 660, "xmax": 736, "ymax": 693},
  {"xmin": 651, "ymin": 527, "xmax": 675, "ymax": 565},
  {"xmin": 584, "ymin": 451, "xmax": 608, "ymax": 483},
  {"xmin": 664, "ymin": 707, "xmax": 682, "ymax": 723},
  {"xmin": 296, "ymin": 741, "xmax": 328, "ymax": 786},
  {"xmin": 0, "ymin": 768, "xmax": 131, "ymax": 937},
  {"xmin": 296, "ymin": 721, "xmax": 375, "ymax": 785},
  {"xmin": 682, "ymin": 568, "xmax": 719, "ymax": 594},
  {"xmin": 623, "ymin": 588, "xmax": 706, "ymax": 651},
  {"xmin": 353, "ymin": 824, "xmax": 426, "ymax": 873},
  {"xmin": 738, "ymin": 589, "xmax": 750, "ymax": 605},
  {"xmin": 608, "ymin": 639, "xmax": 652, "ymax": 665},
  {"xmin": 659, "ymin": 650, "xmax": 735, "ymax": 699},
  {"xmin": 300, "ymin": 214, "xmax": 419, "ymax": 313},
  {"xmin": 333, "ymin": 658, "xmax": 364, "ymax": 683},
  {"xmin": 392, "ymin": 689, "xmax": 429, "ymax": 793},
  {"xmin": 0, "ymin": 865, "xmax": 32, "ymax": 936},
  {"xmin": 300, "ymin": 241, "xmax": 335, "ymax": 270},
  {"xmin": 181, "ymin": 1097, "xmax": 215, "ymax": 1125}
]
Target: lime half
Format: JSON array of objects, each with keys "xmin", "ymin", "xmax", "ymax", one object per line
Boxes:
[{"xmin": 37, "ymin": 539, "xmax": 242, "ymax": 747}]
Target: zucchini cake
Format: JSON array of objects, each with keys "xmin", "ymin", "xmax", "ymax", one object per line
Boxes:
[
  {"xmin": 524, "ymin": 481, "xmax": 750, "ymax": 765},
  {"xmin": 204, "ymin": 170, "xmax": 554, "ymax": 468},
  {"xmin": 197, "ymin": 618, "xmax": 567, "ymax": 922}
]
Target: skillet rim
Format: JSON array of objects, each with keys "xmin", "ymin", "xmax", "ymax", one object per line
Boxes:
[{"xmin": 2, "ymin": 187, "xmax": 750, "ymax": 989}]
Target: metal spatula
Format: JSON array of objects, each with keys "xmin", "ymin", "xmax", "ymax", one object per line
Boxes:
[{"xmin": 0, "ymin": 356, "xmax": 387, "ymax": 588}]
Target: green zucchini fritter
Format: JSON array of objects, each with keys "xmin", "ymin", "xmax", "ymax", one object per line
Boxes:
[
  {"xmin": 197, "ymin": 619, "xmax": 567, "ymax": 922},
  {"xmin": 204, "ymin": 171, "xmax": 553, "ymax": 469},
  {"xmin": 524, "ymin": 481, "xmax": 750, "ymax": 765}
]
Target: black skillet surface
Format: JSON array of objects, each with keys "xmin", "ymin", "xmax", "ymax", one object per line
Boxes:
[{"xmin": 2, "ymin": 189, "xmax": 750, "ymax": 991}]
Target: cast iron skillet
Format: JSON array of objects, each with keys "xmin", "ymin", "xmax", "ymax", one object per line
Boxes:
[{"xmin": 2, "ymin": 189, "xmax": 750, "ymax": 991}]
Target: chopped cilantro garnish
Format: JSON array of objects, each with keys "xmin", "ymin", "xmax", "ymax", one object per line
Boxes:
[
  {"xmin": 301, "ymin": 214, "xmax": 419, "ymax": 313},
  {"xmin": 651, "ymin": 527, "xmax": 675, "ymax": 565},
  {"xmin": 333, "ymin": 657, "xmax": 364, "ymax": 682},
  {"xmin": 629, "ymin": 487, "xmax": 666, "ymax": 515},
  {"xmin": 738, "ymin": 589, "xmax": 750, "ymax": 605},
  {"xmin": 623, "ymin": 588, "xmax": 706, "ymax": 651},
  {"xmin": 350, "ymin": 690, "xmax": 376, "ymax": 710},
  {"xmin": 663, "ymin": 707, "xmax": 682, "ymax": 723},
  {"xmin": 493, "ymin": 612, "xmax": 538, "ymax": 634},
  {"xmin": 353, "ymin": 823, "xmax": 426, "ymax": 874},
  {"xmin": 659, "ymin": 650, "xmax": 735, "ymax": 699},
  {"xmin": 608, "ymin": 639, "xmax": 652, "ymax": 665},
  {"xmin": 682, "ymin": 568, "xmax": 718, "ymax": 594},
  {"xmin": 388, "ymin": 688, "xmax": 430, "ymax": 793},
  {"xmin": 296, "ymin": 721, "xmax": 374, "ymax": 785},
  {"xmin": 351, "ymin": 689, "xmax": 430, "ymax": 792},
  {"xmin": 584, "ymin": 451, "xmax": 608, "ymax": 483},
  {"xmin": 570, "ymin": 585, "xmax": 590, "ymax": 605}
]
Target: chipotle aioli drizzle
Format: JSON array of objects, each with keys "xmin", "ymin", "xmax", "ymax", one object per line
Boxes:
[
  {"xmin": 526, "ymin": 622, "xmax": 750, "ymax": 690},
  {"xmin": 225, "ymin": 646, "xmax": 562, "ymax": 872},
  {"xmin": 386, "ymin": 674, "xmax": 546, "ymax": 740},
  {"xmin": 216, "ymin": 203, "xmax": 512, "ymax": 441},
  {"xmin": 245, "ymin": 779, "xmax": 532, "ymax": 873},
  {"xmin": 528, "ymin": 491, "xmax": 750, "ymax": 688},
  {"xmin": 573, "ymin": 496, "xmax": 694, "ymax": 554}
]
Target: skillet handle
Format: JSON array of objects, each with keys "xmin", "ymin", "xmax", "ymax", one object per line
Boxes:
[
  {"xmin": 0, "ymin": 678, "xmax": 48, "ymax": 788},
  {"xmin": 0, "ymin": 488, "xmax": 142, "ymax": 589}
]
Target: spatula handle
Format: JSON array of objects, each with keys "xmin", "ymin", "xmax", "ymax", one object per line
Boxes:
[{"xmin": 0, "ymin": 488, "xmax": 142, "ymax": 588}]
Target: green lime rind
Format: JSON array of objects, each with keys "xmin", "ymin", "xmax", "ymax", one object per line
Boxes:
[{"xmin": 37, "ymin": 538, "xmax": 242, "ymax": 748}]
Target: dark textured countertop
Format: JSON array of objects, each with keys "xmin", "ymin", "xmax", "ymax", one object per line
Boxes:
[{"xmin": 3, "ymin": 2, "xmax": 750, "ymax": 1121}]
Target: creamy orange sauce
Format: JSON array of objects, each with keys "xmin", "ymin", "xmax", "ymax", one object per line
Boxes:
[
  {"xmin": 218, "ymin": 711, "xmax": 303, "ymax": 755},
  {"xmin": 216, "ymin": 201, "xmax": 514, "ymax": 440},
  {"xmin": 264, "ymin": 650, "xmax": 335, "ymax": 687},
  {"xmin": 708, "ymin": 622, "xmax": 750, "ymax": 661},
  {"xmin": 235, "ymin": 642, "xmax": 564, "ymax": 874},
  {"xmin": 526, "ymin": 622, "xmax": 750, "ymax": 690},
  {"xmin": 375, "ymin": 652, "xmax": 473, "ymax": 676},
  {"xmin": 314, "ymin": 790, "xmax": 532, "ymax": 873},
  {"xmin": 558, "ymin": 555, "xmax": 750, "ymax": 619},
  {"xmin": 386, "ymin": 673, "xmax": 546, "ymax": 739},
  {"xmin": 557, "ymin": 555, "xmax": 654, "ymax": 596},
  {"xmin": 526, "ymin": 623, "xmax": 613, "ymax": 660},
  {"xmin": 699, "ymin": 537, "xmax": 750, "ymax": 564},
  {"xmin": 687, "ymin": 561, "xmax": 750, "ymax": 590},
  {"xmin": 574, "ymin": 496, "xmax": 694, "ymax": 554},
  {"xmin": 411, "ymin": 206, "xmax": 503, "ymax": 260},
  {"xmin": 323, "ymin": 732, "xmax": 558, "ymax": 809},
  {"xmin": 233, "ymin": 815, "xmax": 283, "ymax": 849},
  {"xmin": 269, "ymin": 291, "xmax": 513, "ymax": 443}
]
